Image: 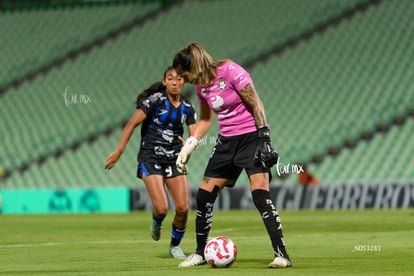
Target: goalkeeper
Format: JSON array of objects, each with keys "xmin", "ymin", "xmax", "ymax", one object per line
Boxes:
[{"xmin": 172, "ymin": 42, "xmax": 292, "ymax": 268}]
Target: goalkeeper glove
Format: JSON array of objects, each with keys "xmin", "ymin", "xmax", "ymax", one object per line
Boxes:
[
  {"xmin": 176, "ymin": 136, "xmax": 199, "ymax": 174},
  {"xmin": 254, "ymin": 127, "xmax": 279, "ymax": 168}
]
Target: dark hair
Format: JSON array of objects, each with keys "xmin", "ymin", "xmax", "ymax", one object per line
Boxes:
[
  {"xmin": 173, "ymin": 51, "xmax": 192, "ymax": 72},
  {"xmin": 135, "ymin": 66, "xmax": 173, "ymax": 107}
]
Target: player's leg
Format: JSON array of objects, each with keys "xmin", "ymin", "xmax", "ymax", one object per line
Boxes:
[
  {"xmin": 139, "ymin": 163, "xmax": 169, "ymax": 241},
  {"xmin": 249, "ymin": 173, "xmax": 292, "ymax": 268},
  {"xmin": 196, "ymin": 177, "xmax": 235, "ymax": 254},
  {"xmin": 178, "ymin": 177, "xmax": 233, "ymax": 267},
  {"xmin": 237, "ymin": 131, "xmax": 291, "ymax": 268},
  {"xmin": 179, "ymin": 135, "xmax": 240, "ymax": 267},
  {"xmin": 165, "ymin": 174, "xmax": 189, "ymax": 244},
  {"xmin": 165, "ymin": 173, "xmax": 189, "ymax": 259}
]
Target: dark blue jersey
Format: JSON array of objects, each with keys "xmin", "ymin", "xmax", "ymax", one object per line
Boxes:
[{"xmin": 137, "ymin": 91, "xmax": 196, "ymax": 163}]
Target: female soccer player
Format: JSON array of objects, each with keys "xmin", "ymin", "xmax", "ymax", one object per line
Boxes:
[
  {"xmin": 172, "ymin": 42, "xmax": 292, "ymax": 268},
  {"xmin": 104, "ymin": 67, "xmax": 196, "ymax": 259}
]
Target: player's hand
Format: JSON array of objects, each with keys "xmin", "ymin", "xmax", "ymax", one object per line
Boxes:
[
  {"xmin": 178, "ymin": 136, "xmax": 186, "ymax": 145},
  {"xmin": 254, "ymin": 127, "xmax": 279, "ymax": 168},
  {"xmin": 105, "ymin": 149, "xmax": 122, "ymax": 170},
  {"xmin": 176, "ymin": 136, "xmax": 199, "ymax": 174}
]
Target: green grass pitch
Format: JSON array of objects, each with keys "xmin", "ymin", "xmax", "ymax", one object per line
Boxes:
[{"xmin": 1, "ymin": 209, "xmax": 413, "ymax": 275}]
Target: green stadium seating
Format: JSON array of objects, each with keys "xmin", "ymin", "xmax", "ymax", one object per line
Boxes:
[
  {"xmin": 304, "ymin": 119, "xmax": 414, "ymax": 183},
  {"xmin": 0, "ymin": 2, "xmax": 161, "ymax": 86},
  {"xmin": 1, "ymin": 0, "xmax": 413, "ymax": 189}
]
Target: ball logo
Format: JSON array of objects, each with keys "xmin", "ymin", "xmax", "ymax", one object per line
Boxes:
[
  {"xmin": 204, "ymin": 236, "xmax": 237, "ymax": 268},
  {"xmin": 209, "ymin": 238, "xmax": 230, "ymax": 260}
]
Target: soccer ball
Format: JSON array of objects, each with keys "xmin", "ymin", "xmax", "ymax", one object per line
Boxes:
[{"xmin": 204, "ymin": 236, "xmax": 237, "ymax": 268}]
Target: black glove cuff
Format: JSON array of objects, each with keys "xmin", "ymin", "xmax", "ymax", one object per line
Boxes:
[{"xmin": 257, "ymin": 126, "xmax": 270, "ymax": 140}]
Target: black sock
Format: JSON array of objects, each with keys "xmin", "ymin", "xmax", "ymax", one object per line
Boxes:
[
  {"xmin": 252, "ymin": 189, "xmax": 290, "ymax": 260},
  {"xmin": 152, "ymin": 213, "xmax": 166, "ymax": 225},
  {"xmin": 170, "ymin": 224, "xmax": 185, "ymax": 247},
  {"xmin": 195, "ymin": 187, "xmax": 219, "ymax": 256}
]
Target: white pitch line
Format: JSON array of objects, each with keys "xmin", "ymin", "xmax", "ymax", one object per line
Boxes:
[
  {"xmin": 0, "ymin": 239, "xmax": 150, "ymax": 249},
  {"xmin": 210, "ymin": 227, "xmax": 238, "ymax": 233},
  {"xmin": 0, "ymin": 226, "xmax": 262, "ymax": 249}
]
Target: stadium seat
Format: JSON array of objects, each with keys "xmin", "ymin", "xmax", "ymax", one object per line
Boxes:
[{"xmin": 2, "ymin": 0, "xmax": 413, "ymax": 188}]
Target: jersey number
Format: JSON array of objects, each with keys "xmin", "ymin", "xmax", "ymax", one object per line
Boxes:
[{"xmin": 165, "ymin": 165, "xmax": 173, "ymax": 178}]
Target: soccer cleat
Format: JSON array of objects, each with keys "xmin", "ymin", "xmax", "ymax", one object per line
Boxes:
[
  {"xmin": 268, "ymin": 256, "xmax": 292, "ymax": 268},
  {"xmin": 178, "ymin": 253, "xmax": 206, "ymax": 267},
  {"xmin": 169, "ymin": 246, "xmax": 186, "ymax": 259},
  {"xmin": 150, "ymin": 220, "xmax": 162, "ymax": 241}
]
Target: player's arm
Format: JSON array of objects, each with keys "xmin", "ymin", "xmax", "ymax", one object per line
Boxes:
[
  {"xmin": 194, "ymin": 102, "xmax": 213, "ymax": 140},
  {"xmin": 187, "ymin": 123, "xmax": 197, "ymax": 138},
  {"xmin": 237, "ymin": 82, "xmax": 268, "ymax": 128},
  {"xmin": 176, "ymin": 102, "xmax": 212, "ymax": 174},
  {"xmin": 238, "ymin": 83, "xmax": 278, "ymax": 167},
  {"xmin": 180, "ymin": 123, "xmax": 198, "ymax": 145},
  {"xmin": 104, "ymin": 109, "xmax": 147, "ymax": 169}
]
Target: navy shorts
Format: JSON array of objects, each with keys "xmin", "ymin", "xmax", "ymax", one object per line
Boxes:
[
  {"xmin": 204, "ymin": 131, "xmax": 271, "ymax": 186},
  {"xmin": 137, "ymin": 161, "xmax": 181, "ymax": 179}
]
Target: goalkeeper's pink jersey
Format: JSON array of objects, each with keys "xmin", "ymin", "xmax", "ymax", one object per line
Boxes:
[{"xmin": 195, "ymin": 61, "xmax": 257, "ymax": 137}]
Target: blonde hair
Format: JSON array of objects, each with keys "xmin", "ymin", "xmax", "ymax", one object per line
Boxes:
[{"xmin": 173, "ymin": 42, "xmax": 225, "ymax": 85}]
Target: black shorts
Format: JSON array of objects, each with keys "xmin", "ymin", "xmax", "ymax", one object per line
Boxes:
[
  {"xmin": 137, "ymin": 161, "xmax": 181, "ymax": 179},
  {"xmin": 204, "ymin": 131, "xmax": 271, "ymax": 186}
]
